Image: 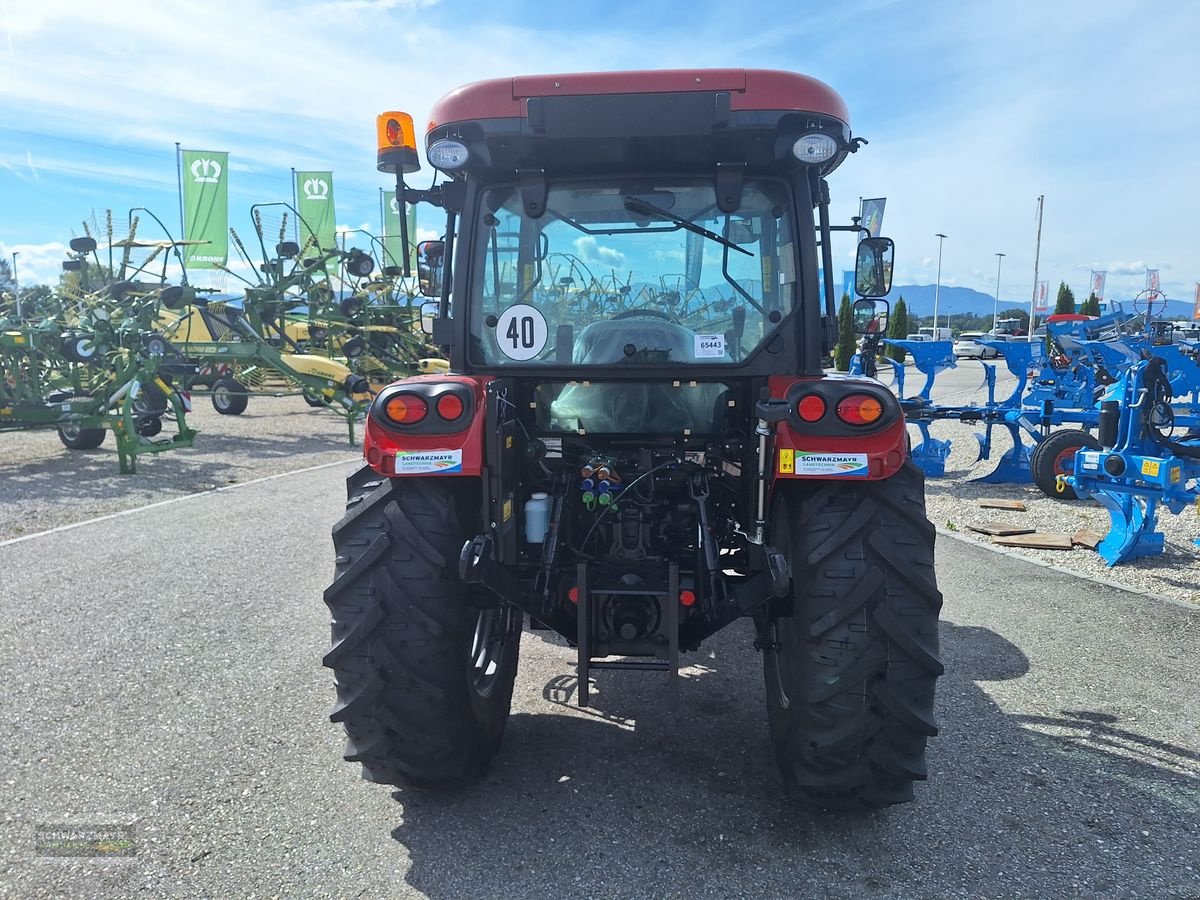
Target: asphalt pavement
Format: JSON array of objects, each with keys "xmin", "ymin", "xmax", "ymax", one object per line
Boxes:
[{"xmin": 0, "ymin": 462, "xmax": 1197, "ymax": 899}]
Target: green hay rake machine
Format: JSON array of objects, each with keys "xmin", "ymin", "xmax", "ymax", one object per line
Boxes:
[{"xmin": 0, "ymin": 232, "xmax": 197, "ymax": 473}]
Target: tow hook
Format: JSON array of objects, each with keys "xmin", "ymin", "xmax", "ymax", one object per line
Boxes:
[
  {"xmin": 765, "ymin": 546, "xmax": 790, "ymax": 597},
  {"xmin": 458, "ymin": 534, "xmax": 490, "ymax": 582},
  {"xmin": 458, "ymin": 534, "xmax": 521, "ymax": 602}
]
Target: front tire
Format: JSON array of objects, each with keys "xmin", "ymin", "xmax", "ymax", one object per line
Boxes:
[
  {"xmin": 57, "ymin": 423, "xmax": 107, "ymax": 450},
  {"xmin": 323, "ymin": 467, "xmax": 521, "ymax": 788},
  {"xmin": 211, "ymin": 377, "xmax": 249, "ymax": 415},
  {"xmin": 1030, "ymin": 429, "xmax": 1100, "ymax": 500},
  {"xmin": 765, "ymin": 461, "xmax": 943, "ymax": 809}
]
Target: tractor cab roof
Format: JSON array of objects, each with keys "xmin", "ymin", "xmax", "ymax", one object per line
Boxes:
[{"xmin": 424, "ymin": 68, "xmax": 854, "ymax": 179}]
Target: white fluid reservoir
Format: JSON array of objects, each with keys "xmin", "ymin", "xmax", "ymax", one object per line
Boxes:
[{"xmin": 524, "ymin": 492, "xmax": 551, "ymax": 544}]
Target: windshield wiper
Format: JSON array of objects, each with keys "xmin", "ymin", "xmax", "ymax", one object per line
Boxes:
[{"xmin": 622, "ymin": 196, "xmax": 752, "ymax": 257}]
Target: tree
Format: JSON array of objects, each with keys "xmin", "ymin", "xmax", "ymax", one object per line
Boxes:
[
  {"xmin": 1054, "ymin": 282, "xmax": 1076, "ymax": 316},
  {"xmin": 58, "ymin": 260, "xmax": 115, "ymax": 297},
  {"xmin": 1079, "ymin": 292, "xmax": 1101, "ymax": 317},
  {"xmin": 0, "ymin": 259, "xmax": 15, "ymax": 295},
  {"xmin": 887, "ymin": 296, "xmax": 909, "ymax": 364},
  {"xmin": 834, "ymin": 293, "xmax": 855, "ymax": 371}
]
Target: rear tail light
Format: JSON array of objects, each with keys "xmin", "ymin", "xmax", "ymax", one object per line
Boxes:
[
  {"xmin": 435, "ymin": 393, "xmax": 464, "ymax": 421},
  {"xmin": 383, "ymin": 393, "xmax": 428, "ymax": 424},
  {"xmin": 372, "ymin": 382, "xmax": 473, "ymax": 433},
  {"xmin": 835, "ymin": 394, "xmax": 884, "ymax": 426},
  {"xmin": 796, "ymin": 393, "xmax": 826, "ymax": 422}
]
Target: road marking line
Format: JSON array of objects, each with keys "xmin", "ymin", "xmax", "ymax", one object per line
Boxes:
[{"xmin": 0, "ymin": 458, "xmax": 360, "ymax": 548}]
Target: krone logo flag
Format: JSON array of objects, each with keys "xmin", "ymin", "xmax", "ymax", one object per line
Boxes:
[
  {"xmin": 295, "ymin": 170, "xmax": 337, "ymax": 256},
  {"xmin": 181, "ymin": 149, "xmax": 229, "ymax": 268}
]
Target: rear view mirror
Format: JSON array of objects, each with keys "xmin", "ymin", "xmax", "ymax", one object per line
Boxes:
[
  {"xmin": 419, "ymin": 301, "xmax": 438, "ymax": 335},
  {"xmin": 855, "ymin": 237, "xmax": 894, "ymax": 298},
  {"xmin": 417, "ymin": 241, "xmax": 444, "ymax": 298},
  {"xmin": 853, "ymin": 298, "xmax": 889, "ymax": 335}
]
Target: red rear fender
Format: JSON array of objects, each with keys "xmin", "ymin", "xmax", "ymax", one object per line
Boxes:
[{"xmin": 362, "ymin": 374, "xmax": 492, "ymax": 477}]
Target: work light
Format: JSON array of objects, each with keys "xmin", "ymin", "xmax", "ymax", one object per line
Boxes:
[
  {"xmin": 427, "ymin": 139, "xmax": 471, "ymax": 170},
  {"xmin": 792, "ymin": 133, "xmax": 839, "ymax": 164}
]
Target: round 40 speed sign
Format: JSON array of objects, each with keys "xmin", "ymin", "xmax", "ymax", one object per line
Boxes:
[{"xmin": 494, "ymin": 304, "xmax": 548, "ymax": 361}]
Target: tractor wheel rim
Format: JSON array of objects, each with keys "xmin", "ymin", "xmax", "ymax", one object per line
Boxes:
[
  {"xmin": 468, "ymin": 606, "xmax": 513, "ymax": 699},
  {"xmin": 214, "ymin": 388, "xmax": 230, "ymax": 410},
  {"xmin": 61, "ymin": 424, "xmax": 79, "ymax": 440}
]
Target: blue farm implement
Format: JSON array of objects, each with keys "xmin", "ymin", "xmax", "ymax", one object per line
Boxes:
[
  {"xmin": 1066, "ymin": 354, "xmax": 1200, "ymax": 566},
  {"xmin": 883, "ymin": 337, "xmax": 1041, "ymax": 482}
]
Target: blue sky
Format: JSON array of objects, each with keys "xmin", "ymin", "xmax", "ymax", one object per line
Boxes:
[{"xmin": 2, "ymin": 0, "xmax": 1197, "ymax": 311}]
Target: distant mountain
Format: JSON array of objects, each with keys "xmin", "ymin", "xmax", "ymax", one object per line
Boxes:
[
  {"xmin": 884, "ymin": 285, "xmax": 1018, "ymax": 318},
  {"xmin": 885, "ymin": 284, "xmax": 1196, "ymax": 322}
]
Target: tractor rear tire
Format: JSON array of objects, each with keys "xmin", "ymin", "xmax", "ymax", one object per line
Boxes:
[
  {"xmin": 765, "ymin": 461, "xmax": 943, "ymax": 809},
  {"xmin": 211, "ymin": 377, "xmax": 249, "ymax": 415},
  {"xmin": 57, "ymin": 423, "xmax": 107, "ymax": 450},
  {"xmin": 1031, "ymin": 429, "xmax": 1100, "ymax": 500},
  {"xmin": 323, "ymin": 467, "xmax": 521, "ymax": 788}
]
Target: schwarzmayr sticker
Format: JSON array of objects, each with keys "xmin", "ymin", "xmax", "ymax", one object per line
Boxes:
[
  {"xmin": 394, "ymin": 449, "xmax": 463, "ymax": 475},
  {"xmin": 794, "ymin": 451, "xmax": 869, "ymax": 476}
]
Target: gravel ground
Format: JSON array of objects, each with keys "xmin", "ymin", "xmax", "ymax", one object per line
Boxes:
[
  {"xmin": 0, "ymin": 392, "xmax": 360, "ymax": 542},
  {"xmin": 2, "ymin": 366, "xmax": 1197, "ymax": 605},
  {"xmin": 920, "ymin": 421, "xmax": 1200, "ymax": 607}
]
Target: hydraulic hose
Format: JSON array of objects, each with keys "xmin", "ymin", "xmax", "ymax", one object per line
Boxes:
[{"xmin": 1142, "ymin": 356, "xmax": 1200, "ymax": 459}]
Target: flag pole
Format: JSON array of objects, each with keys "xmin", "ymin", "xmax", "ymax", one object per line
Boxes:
[
  {"xmin": 291, "ymin": 168, "xmax": 298, "ymax": 243},
  {"xmin": 1028, "ymin": 194, "xmax": 1043, "ymax": 340},
  {"xmin": 175, "ymin": 142, "xmax": 186, "ymax": 273}
]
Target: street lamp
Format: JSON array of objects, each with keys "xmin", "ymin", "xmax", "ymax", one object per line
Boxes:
[
  {"xmin": 992, "ymin": 252, "xmax": 1005, "ymax": 335},
  {"xmin": 933, "ymin": 234, "xmax": 947, "ymax": 334}
]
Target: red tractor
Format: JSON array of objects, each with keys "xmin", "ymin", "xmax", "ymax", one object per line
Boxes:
[{"xmin": 324, "ymin": 69, "xmax": 942, "ymax": 808}]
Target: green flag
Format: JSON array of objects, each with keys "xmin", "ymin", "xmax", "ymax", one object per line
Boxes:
[
  {"xmin": 180, "ymin": 150, "xmax": 229, "ymax": 268},
  {"xmin": 295, "ymin": 171, "xmax": 336, "ymax": 256},
  {"xmin": 382, "ymin": 190, "xmax": 417, "ymax": 270}
]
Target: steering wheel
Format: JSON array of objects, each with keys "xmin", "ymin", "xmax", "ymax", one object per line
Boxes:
[{"xmin": 612, "ymin": 308, "xmax": 679, "ymax": 323}]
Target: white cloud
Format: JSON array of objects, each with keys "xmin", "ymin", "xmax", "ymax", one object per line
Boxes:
[
  {"xmin": 0, "ymin": 240, "xmax": 70, "ymax": 287},
  {"xmin": 572, "ymin": 236, "xmax": 625, "ymax": 269}
]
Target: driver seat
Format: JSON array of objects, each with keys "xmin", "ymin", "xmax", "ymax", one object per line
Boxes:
[{"xmin": 574, "ymin": 315, "xmax": 699, "ymax": 364}]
